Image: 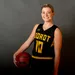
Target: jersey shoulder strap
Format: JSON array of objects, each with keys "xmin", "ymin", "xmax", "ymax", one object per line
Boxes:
[
  {"xmin": 36, "ymin": 24, "xmax": 43, "ymax": 29},
  {"xmin": 36, "ymin": 24, "xmax": 43, "ymax": 32},
  {"xmin": 51, "ymin": 25, "xmax": 58, "ymax": 32}
]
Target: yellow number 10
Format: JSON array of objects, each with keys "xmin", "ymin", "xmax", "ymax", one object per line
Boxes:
[{"xmin": 36, "ymin": 40, "xmax": 43, "ymax": 53}]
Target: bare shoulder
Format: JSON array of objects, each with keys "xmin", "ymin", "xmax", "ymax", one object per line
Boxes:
[
  {"xmin": 32, "ymin": 24, "xmax": 39, "ymax": 31},
  {"xmin": 34, "ymin": 24, "xmax": 39, "ymax": 28},
  {"xmin": 30, "ymin": 24, "xmax": 39, "ymax": 32},
  {"xmin": 54, "ymin": 27, "xmax": 62, "ymax": 37}
]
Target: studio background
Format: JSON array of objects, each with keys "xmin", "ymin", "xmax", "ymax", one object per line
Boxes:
[{"xmin": 0, "ymin": 0, "xmax": 75, "ymax": 75}]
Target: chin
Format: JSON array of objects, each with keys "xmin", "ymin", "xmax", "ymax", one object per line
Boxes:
[
  {"xmin": 43, "ymin": 19, "xmax": 51, "ymax": 22},
  {"xmin": 43, "ymin": 18, "xmax": 51, "ymax": 22}
]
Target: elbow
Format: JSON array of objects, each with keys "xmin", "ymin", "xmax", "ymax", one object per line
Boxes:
[
  {"xmin": 54, "ymin": 52, "xmax": 61, "ymax": 60},
  {"xmin": 24, "ymin": 41, "xmax": 30, "ymax": 48},
  {"xmin": 25, "ymin": 44, "xmax": 29, "ymax": 48}
]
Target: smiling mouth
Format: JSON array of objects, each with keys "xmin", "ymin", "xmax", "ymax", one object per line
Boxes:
[{"xmin": 44, "ymin": 17, "xmax": 49, "ymax": 19}]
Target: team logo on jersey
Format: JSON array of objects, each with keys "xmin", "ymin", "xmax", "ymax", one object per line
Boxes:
[
  {"xmin": 37, "ymin": 29, "xmax": 40, "ymax": 31},
  {"xmin": 35, "ymin": 32, "xmax": 51, "ymax": 42}
]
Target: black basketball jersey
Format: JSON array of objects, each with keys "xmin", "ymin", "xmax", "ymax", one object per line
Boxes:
[{"xmin": 32, "ymin": 24, "xmax": 58, "ymax": 59}]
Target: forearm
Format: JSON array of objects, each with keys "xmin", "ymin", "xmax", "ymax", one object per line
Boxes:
[
  {"xmin": 14, "ymin": 42, "xmax": 29, "ymax": 56},
  {"xmin": 53, "ymin": 56, "xmax": 60, "ymax": 75}
]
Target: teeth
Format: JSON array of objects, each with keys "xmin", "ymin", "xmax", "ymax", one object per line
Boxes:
[
  {"xmin": 44, "ymin": 17, "xmax": 49, "ymax": 18},
  {"xmin": 45, "ymin": 18, "xmax": 48, "ymax": 19}
]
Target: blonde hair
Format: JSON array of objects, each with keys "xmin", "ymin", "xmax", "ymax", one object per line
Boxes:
[{"xmin": 41, "ymin": 4, "xmax": 54, "ymax": 13}]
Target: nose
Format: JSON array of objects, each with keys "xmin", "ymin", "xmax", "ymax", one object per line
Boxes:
[{"xmin": 45, "ymin": 13, "xmax": 48, "ymax": 17}]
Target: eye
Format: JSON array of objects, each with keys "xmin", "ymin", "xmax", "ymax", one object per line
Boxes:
[
  {"xmin": 42, "ymin": 11, "xmax": 45, "ymax": 14},
  {"xmin": 47, "ymin": 12, "xmax": 51, "ymax": 14}
]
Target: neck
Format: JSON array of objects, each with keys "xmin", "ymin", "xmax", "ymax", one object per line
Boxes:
[{"xmin": 44, "ymin": 20, "xmax": 53, "ymax": 26}]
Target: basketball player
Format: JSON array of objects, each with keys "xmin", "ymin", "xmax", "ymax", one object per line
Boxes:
[{"xmin": 13, "ymin": 4, "xmax": 62, "ymax": 75}]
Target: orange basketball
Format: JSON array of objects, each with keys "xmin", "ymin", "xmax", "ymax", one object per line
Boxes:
[{"xmin": 15, "ymin": 52, "xmax": 31, "ymax": 68}]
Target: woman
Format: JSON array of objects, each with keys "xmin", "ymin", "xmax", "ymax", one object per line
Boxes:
[{"xmin": 13, "ymin": 4, "xmax": 62, "ymax": 75}]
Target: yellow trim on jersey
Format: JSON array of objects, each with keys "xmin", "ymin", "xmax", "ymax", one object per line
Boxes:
[{"xmin": 32, "ymin": 55, "xmax": 53, "ymax": 60}]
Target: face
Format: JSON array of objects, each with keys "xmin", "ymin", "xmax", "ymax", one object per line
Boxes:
[{"xmin": 41, "ymin": 7, "xmax": 54, "ymax": 22}]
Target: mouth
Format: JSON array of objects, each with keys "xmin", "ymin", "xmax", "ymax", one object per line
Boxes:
[{"xmin": 44, "ymin": 17, "xmax": 49, "ymax": 19}]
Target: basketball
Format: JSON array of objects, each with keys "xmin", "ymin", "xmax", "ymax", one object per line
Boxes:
[{"xmin": 15, "ymin": 52, "xmax": 31, "ymax": 68}]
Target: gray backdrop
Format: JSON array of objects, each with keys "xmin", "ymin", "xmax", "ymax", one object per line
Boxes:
[{"xmin": 0, "ymin": 0, "xmax": 75, "ymax": 75}]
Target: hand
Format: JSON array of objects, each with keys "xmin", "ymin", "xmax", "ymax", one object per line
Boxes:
[{"xmin": 13, "ymin": 53, "xmax": 18, "ymax": 67}]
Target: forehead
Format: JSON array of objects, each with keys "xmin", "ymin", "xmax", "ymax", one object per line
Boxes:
[{"xmin": 42, "ymin": 7, "xmax": 52, "ymax": 12}]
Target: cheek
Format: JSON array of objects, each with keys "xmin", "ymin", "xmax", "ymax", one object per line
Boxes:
[
  {"xmin": 41, "ymin": 14, "xmax": 44, "ymax": 18},
  {"xmin": 41, "ymin": 14, "xmax": 43, "ymax": 17},
  {"xmin": 48, "ymin": 14, "xmax": 53, "ymax": 18}
]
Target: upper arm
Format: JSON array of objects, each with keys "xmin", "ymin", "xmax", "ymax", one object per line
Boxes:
[
  {"xmin": 54, "ymin": 28, "xmax": 62, "ymax": 57},
  {"xmin": 25, "ymin": 24, "xmax": 39, "ymax": 46}
]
